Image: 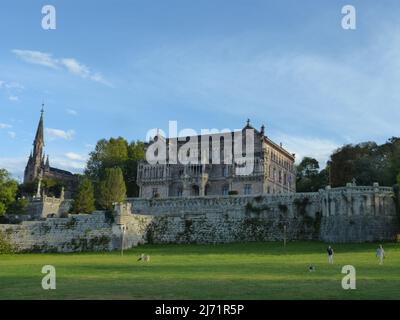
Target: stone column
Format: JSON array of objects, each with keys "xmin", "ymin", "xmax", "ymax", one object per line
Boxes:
[
  {"xmin": 182, "ymin": 172, "xmax": 191, "ymax": 197},
  {"xmin": 60, "ymin": 187, "xmax": 65, "ymax": 201},
  {"xmin": 36, "ymin": 176, "xmax": 42, "ymax": 199},
  {"xmin": 199, "ymin": 173, "xmax": 208, "ymax": 197}
]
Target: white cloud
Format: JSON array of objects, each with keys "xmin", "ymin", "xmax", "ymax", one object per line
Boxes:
[
  {"xmin": 47, "ymin": 152, "xmax": 89, "ymax": 174},
  {"xmin": 0, "ymin": 123, "xmax": 12, "ymax": 129},
  {"xmin": 12, "ymin": 49, "xmax": 111, "ymax": 86},
  {"xmin": 12, "ymin": 49, "xmax": 58, "ymax": 69},
  {"xmin": 273, "ymin": 134, "xmax": 340, "ymax": 168},
  {"xmin": 66, "ymin": 108, "xmax": 78, "ymax": 116},
  {"xmin": 61, "ymin": 58, "xmax": 90, "ymax": 77},
  {"xmin": 45, "ymin": 128, "xmax": 75, "ymax": 140},
  {"xmin": 50, "ymin": 157, "xmax": 86, "ymax": 173},
  {"xmin": 7, "ymin": 131, "xmax": 16, "ymax": 139},
  {"xmin": 65, "ymin": 152, "xmax": 87, "ymax": 161},
  {"xmin": 89, "ymin": 72, "xmax": 111, "ymax": 86},
  {"xmin": 0, "ymin": 157, "xmax": 26, "ymax": 180},
  {"xmin": 1, "ymin": 82, "xmax": 24, "ymax": 90},
  {"xmin": 0, "ymin": 80, "xmax": 24, "ymax": 101}
]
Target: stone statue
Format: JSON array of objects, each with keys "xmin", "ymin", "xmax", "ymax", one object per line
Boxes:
[{"xmin": 36, "ymin": 175, "xmax": 42, "ymax": 199}]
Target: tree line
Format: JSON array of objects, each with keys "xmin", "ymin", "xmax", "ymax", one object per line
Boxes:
[
  {"xmin": 1, "ymin": 136, "xmax": 400, "ymax": 216},
  {"xmin": 296, "ymin": 137, "xmax": 400, "ymax": 192}
]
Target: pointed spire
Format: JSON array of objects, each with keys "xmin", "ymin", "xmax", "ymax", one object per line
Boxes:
[
  {"xmin": 45, "ymin": 155, "xmax": 50, "ymax": 168},
  {"xmin": 34, "ymin": 105, "xmax": 45, "ymax": 147}
]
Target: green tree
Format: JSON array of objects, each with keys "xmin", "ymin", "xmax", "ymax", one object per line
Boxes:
[
  {"xmin": 19, "ymin": 181, "xmax": 36, "ymax": 197},
  {"xmin": 0, "ymin": 169, "xmax": 18, "ymax": 216},
  {"xmin": 41, "ymin": 178, "xmax": 63, "ymax": 197},
  {"xmin": 126, "ymin": 141, "xmax": 145, "ymax": 197},
  {"xmin": 329, "ymin": 138, "xmax": 400, "ymax": 187},
  {"xmin": 296, "ymin": 157, "xmax": 328, "ymax": 192},
  {"xmin": 297, "ymin": 157, "xmax": 320, "ymax": 177},
  {"xmin": 85, "ymin": 137, "xmax": 145, "ymax": 198},
  {"xmin": 7, "ymin": 198, "xmax": 28, "ymax": 215},
  {"xmin": 71, "ymin": 177, "xmax": 96, "ymax": 214},
  {"xmin": 98, "ymin": 167, "xmax": 126, "ymax": 211},
  {"xmin": 85, "ymin": 137, "xmax": 129, "ymax": 181}
]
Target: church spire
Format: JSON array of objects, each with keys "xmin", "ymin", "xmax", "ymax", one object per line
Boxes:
[
  {"xmin": 34, "ymin": 104, "xmax": 45, "ymax": 147},
  {"xmin": 24, "ymin": 105, "xmax": 46, "ymax": 184}
]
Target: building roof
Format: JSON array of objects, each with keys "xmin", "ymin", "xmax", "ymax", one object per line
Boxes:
[
  {"xmin": 49, "ymin": 167, "xmax": 75, "ymax": 176},
  {"xmin": 148, "ymin": 120, "xmax": 295, "ymax": 160}
]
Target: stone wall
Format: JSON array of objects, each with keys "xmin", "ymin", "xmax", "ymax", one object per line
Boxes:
[
  {"xmin": 0, "ymin": 211, "xmax": 152, "ymax": 253},
  {"xmin": 128, "ymin": 185, "xmax": 400, "ymax": 244},
  {"xmin": 1, "ymin": 185, "xmax": 399, "ymax": 253},
  {"xmin": 23, "ymin": 196, "xmax": 72, "ymax": 220},
  {"xmin": 129, "ymin": 193, "xmax": 322, "ymax": 243},
  {"xmin": 320, "ymin": 185, "xmax": 399, "ymax": 242}
]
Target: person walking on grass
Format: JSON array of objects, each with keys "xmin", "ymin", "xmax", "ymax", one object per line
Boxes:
[
  {"xmin": 376, "ymin": 245, "xmax": 385, "ymax": 265},
  {"xmin": 327, "ymin": 245, "xmax": 334, "ymax": 264}
]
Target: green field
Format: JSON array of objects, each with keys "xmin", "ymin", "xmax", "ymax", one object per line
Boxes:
[{"xmin": 0, "ymin": 242, "xmax": 399, "ymax": 300}]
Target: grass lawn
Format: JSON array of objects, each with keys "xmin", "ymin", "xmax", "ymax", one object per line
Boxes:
[{"xmin": 0, "ymin": 241, "xmax": 399, "ymax": 300}]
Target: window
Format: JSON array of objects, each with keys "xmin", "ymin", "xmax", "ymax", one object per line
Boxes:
[
  {"xmin": 222, "ymin": 165, "xmax": 229, "ymax": 177},
  {"xmin": 222, "ymin": 185, "xmax": 229, "ymax": 196},
  {"xmin": 244, "ymin": 184, "xmax": 252, "ymax": 195},
  {"xmin": 152, "ymin": 188, "xmax": 158, "ymax": 197},
  {"xmin": 177, "ymin": 188, "xmax": 183, "ymax": 197}
]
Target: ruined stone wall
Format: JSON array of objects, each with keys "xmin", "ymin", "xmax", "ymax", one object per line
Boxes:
[
  {"xmin": 24, "ymin": 197, "xmax": 73, "ymax": 219},
  {"xmin": 320, "ymin": 185, "xmax": 399, "ymax": 242},
  {"xmin": 1, "ymin": 185, "xmax": 398, "ymax": 253},
  {"xmin": 129, "ymin": 193, "xmax": 322, "ymax": 243},
  {"xmin": 128, "ymin": 185, "xmax": 400, "ymax": 244},
  {"xmin": 0, "ymin": 211, "xmax": 152, "ymax": 253}
]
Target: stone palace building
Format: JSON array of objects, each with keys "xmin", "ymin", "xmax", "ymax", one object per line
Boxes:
[{"xmin": 137, "ymin": 120, "xmax": 296, "ymax": 198}]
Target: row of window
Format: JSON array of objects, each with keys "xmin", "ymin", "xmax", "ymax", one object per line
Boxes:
[
  {"xmin": 268, "ymin": 165, "xmax": 293, "ymax": 186},
  {"xmin": 150, "ymin": 181, "xmax": 296, "ymax": 197},
  {"xmin": 152, "ymin": 184, "xmax": 253, "ymax": 197},
  {"xmin": 268, "ymin": 148, "xmax": 293, "ymax": 171}
]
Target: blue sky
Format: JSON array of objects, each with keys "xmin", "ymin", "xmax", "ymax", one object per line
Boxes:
[{"xmin": 1, "ymin": 0, "xmax": 400, "ymax": 180}]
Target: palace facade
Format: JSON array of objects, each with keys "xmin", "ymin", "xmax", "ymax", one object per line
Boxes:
[{"xmin": 137, "ymin": 120, "xmax": 296, "ymax": 198}]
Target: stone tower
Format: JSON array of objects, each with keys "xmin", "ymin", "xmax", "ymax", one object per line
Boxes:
[{"xmin": 24, "ymin": 106, "xmax": 46, "ymax": 184}]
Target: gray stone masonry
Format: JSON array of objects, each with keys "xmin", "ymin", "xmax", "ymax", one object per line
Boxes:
[{"xmin": 0, "ymin": 184, "xmax": 399, "ymax": 252}]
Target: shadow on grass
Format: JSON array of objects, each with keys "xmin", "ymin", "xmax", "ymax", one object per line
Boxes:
[{"xmin": 1, "ymin": 275, "xmax": 400, "ymax": 300}]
